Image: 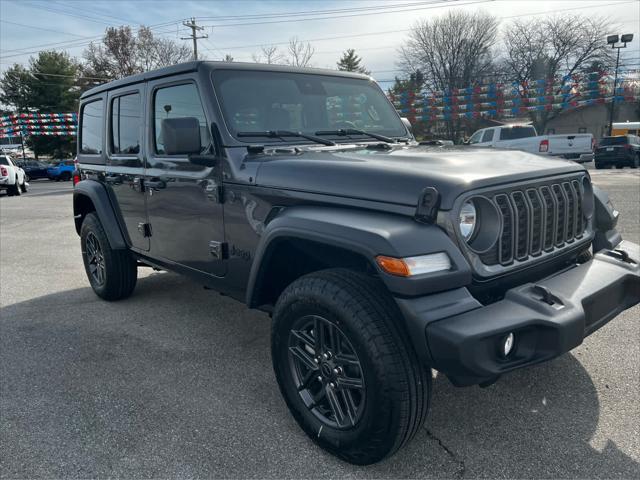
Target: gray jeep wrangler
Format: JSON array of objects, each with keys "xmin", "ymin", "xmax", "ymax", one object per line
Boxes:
[{"xmin": 73, "ymin": 61, "xmax": 640, "ymax": 465}]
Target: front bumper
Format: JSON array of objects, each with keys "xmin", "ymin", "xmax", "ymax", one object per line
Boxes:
[{"xmin": 396, "ymin": 241, "xmax": 640, "ymax": 386}]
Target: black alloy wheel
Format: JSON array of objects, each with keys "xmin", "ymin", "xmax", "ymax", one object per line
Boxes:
[
  {"xmin": 288, "ymin": 314, "xmax": 365, "ymax": 429},
  {"xmin": 85, "ymin": 231, "xmax": 106, "ymax": 286}
]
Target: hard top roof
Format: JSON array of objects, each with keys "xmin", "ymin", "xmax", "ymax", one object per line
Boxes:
[{"xmin": 81, "ymin": 60, "xmax": 372, "ymax": 99}]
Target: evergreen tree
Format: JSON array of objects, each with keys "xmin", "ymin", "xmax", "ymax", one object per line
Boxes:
[{"xmin": 337, "ymin": 49, "xmax": 370, "ymax": 75}]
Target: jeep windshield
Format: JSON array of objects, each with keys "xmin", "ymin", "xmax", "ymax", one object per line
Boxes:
[{"xmin": 213, "ymin": 69, "xmax": 407, "ymax": 143}]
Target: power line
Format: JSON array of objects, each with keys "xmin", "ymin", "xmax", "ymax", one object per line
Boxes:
[
  {"xmin": 200, "ymin": 0, "xmax": 482, "ymax": 28},
  {"xmin": 0, "ymin": 20, "xmax": 89, "ymax": 38},
  {"xmin": 207, "ymin": 0, "xmax": 637, "ymax": 52}
]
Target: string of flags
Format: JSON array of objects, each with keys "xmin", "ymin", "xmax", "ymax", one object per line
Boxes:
[
  {"xmin": 390, "ymin": 70, "xmax": 640, "ymax": 123},
  {"xmin": 0, "ymin": 113, "xmax": 78, "ymax": 138}
]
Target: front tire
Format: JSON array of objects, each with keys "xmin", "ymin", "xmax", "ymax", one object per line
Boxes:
[
  {"xmin": 20, "ymin": 179, "xmax": 27, "ymax": 193},
  {"xmin": 272, "ymin": 269, "xmax": 430, "ymax": 465},
  {"xmin": 80, "ymin": 213, "xmax": 137, "ymax": 300}
]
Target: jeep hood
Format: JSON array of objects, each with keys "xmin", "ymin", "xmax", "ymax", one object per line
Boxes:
[{"xmin": 254, "ymin": 146, "xmax": 586, "ymax": 210}]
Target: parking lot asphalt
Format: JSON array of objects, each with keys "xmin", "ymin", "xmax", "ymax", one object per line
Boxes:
[{"xmin": 1, "ymin": 170, "xmax": 639, "ymax": 479}]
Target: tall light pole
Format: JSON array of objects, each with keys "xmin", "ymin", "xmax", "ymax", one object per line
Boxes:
[{"xmin": 606, "ymin": 33, "xmax": 634, "ymax": 136}]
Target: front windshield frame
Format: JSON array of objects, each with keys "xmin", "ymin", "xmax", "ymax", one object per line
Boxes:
[{"xmin": 211, "ymin": 69, "xmax": 408, "ymax": 144}]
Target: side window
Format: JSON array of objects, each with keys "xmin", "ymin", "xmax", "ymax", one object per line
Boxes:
[
  {"xmin": 80, "ymin": 99, "xmax": 104, "ymax": 154},
  {"xmin": 481, "ymin": 129, "xmax": 494, "ymax": 143},
  {"xmin": 468, "ymin": 131, "xmax": 482, "ymax": 144},
  {"xmin": 153, "ymin": 83, "xmax": 210, "ymax": 155},
  {"xmin": 111, "ymin": 93, "xmax": 142, "ymax": 154}
]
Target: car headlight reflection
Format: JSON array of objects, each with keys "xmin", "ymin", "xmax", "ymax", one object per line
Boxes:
[{"xmin": 459, "ymin": 201, "xmax": 477, "ymax": 241}]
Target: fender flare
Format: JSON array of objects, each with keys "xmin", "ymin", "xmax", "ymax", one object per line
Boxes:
[
  {"xmin": 73, "ymin": 180, "xmax": 128, "ymax": 249},
  {"xmin": 246, "ymin": 206, "xmax": 472, "ymax": 306}
]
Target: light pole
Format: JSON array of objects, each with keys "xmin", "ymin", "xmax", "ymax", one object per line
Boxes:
[{"xmin": 607, "ymin": 33, "xmax": 634, "ymax": 136}]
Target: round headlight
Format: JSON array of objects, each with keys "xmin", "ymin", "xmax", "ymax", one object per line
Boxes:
[{"xmin": 459, "ymin": 201, "xmax": 477, "ymax": 241}]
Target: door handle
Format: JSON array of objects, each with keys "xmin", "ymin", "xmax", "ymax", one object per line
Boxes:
[{"xmin": 144, "ymin": 178, "xmax": 166, "ymax": 190}]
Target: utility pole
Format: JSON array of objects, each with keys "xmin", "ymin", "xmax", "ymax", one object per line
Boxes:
[{"xmin": 181, "ymin": 17, "xmax": 208, "ymax": 60}]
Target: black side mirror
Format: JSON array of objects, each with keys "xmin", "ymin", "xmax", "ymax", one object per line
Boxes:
[{"xmin": 161, "ymin": 117, "xmax": 201, "ymax": 155}]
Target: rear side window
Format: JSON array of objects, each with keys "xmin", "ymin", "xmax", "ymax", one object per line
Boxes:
[
  {"xmin": 111, "ymin": 93, "xmax": 142, "ymax": 154},
  {"xmin": 499, "ymin": 126, "xmax": 536, "ymax": 140},
  {"xmin": 153, "ymin": 83, "xmax": 209, "ymax": 155},
  {"xmin": 481, "ymin": 130, "xmax": 494, "ymax": 142},
  {"xmin": 0, "ymin": 156, "xmax": 9, "ymax": 165},
  {"xmin": 80, "ymin": 100, "xmax": 104, "ymax": 154}
]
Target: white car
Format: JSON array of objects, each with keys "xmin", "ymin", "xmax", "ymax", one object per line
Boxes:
[
  {"xmin": 0, "ymin": 155, "xmax": 28, "ymax": 196},
  {"xmin": 468, "ymin": 125, "xmax": 594, "ymax": 162}
]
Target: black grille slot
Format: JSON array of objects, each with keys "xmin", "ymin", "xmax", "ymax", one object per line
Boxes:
[
  {"xmin": 552, "ymin": 184, "xmax": 567, "ymax": 245},
  {"xmin": 572, "ymin": 180, "xmax": 584, "ymax": 237},
  {"xmin": 475, "ymin": 176, "xmax": 589, "ymax": 267},
  {"xmin": 511, "ymin": 191, "xmax": 530, "ymax": 260},
  {"xmin": 495, "ymin": 194, "xmax": 514, "ymax": 264},
  {"xmin": 540, "ymin": 186, "xmax": 556, "ymax": 250},
  {"xmin": 563, "ymin": 182, "xmax": 575, "ymax": 241},
  {"xmin": 526, "ymin": 188, "xmax": 544, "ymax": 255}
]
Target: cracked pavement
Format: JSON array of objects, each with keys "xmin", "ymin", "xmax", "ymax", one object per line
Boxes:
[{"xmin": 1, "ymin": 168, "xmax": 639, "ymax": 478}]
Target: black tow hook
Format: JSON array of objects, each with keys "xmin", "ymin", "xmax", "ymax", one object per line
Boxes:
[
  {"xmin": 605, "ymin": 249, "xmax": 636, "ymax": 265},
  {"xmin": 532, "ymin": 285, "xmax": 562, "ymax": 307}
]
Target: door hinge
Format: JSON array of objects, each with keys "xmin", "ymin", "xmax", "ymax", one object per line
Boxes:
[
  {"xmin": 209, "ymin": 241, "xmax": 228, "ymax": 260},
  {"xmin": 137, "ymin": 222, "xmax": 152, "ymax": 237}
]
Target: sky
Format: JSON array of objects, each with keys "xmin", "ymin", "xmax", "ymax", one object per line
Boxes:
[{"xmin": 1, "ymin": 0, "xmax": 639, "ymax": 88}]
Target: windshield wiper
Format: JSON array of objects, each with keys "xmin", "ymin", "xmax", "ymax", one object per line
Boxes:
[
  {"xmin": 237, "ymin": 130, "xmax": 336, "ymax": 146},
  {"xmin": 314, "ymin": 128, "xmax": 396, "ymax": 143}
]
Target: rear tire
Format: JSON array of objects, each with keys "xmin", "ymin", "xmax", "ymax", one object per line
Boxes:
[
  {"xmin": 632, "ymin": 155, "xmax": 639, "ymax": 169},
  {"xmin": 272, "ymin": 268, "xmax": 431, "ymax": 465},
  {"xmin": 11, "ymin": 178, "xmax": 21, "ymax": 196},
  {"xmin": 20, "ymin": 179, "xmax": 27, "ymax": 193},
  {"xmin": 80, "ymin": 213, "xmax": 137, "ymax": 301},
  {"xmin": 61, "ymin": 172, "xmax": 71, "ymax": 181}
]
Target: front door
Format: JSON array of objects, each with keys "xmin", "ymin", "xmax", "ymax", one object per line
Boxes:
[
  {"xmin": 144, "ymin": 77, "xmax": 226, "ymax": 277},
  {"xmin": 106, "ymin": 87, "xmax": 149, "ymax": 251}
]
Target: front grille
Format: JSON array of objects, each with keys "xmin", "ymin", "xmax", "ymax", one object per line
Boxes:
[{"xmin": 477, "ymin": 177, "xmax": 588, "ymax": 266}]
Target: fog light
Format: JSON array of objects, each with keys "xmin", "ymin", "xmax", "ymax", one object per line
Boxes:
[{"xmin": 502, "ymin": 332, "xmax": 515, "ymax": 357}]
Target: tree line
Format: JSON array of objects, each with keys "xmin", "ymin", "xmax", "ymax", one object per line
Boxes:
[{"xmin": 0, "ymin": 11, "xmax": 620, "ymax": 155}]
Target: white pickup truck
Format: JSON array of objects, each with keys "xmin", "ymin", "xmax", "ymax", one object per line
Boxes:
[
  {"xmin": 467, "ymin": 125, "xmax": 594, "ymax": 162},
  {"xmin": 0, "ymin": 155, "xmax": 28, "ymax": 196}
]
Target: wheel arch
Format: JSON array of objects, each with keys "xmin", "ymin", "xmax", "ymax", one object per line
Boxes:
[
  {"xmin": 73, "ymin": 180, "xmax": 128, "ymax": 249},
  {"xmin": 246, "ymin": 206, "xmax": 471, "ymax": 308}
]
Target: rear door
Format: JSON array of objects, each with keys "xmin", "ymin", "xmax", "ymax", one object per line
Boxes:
[
  {"xmin": 144, "ymin": 76, "xmax": 226, "ymax": 276},
  {"xmin": 106, "ymin": 85, "xmax": 149, "ymax": 251}
]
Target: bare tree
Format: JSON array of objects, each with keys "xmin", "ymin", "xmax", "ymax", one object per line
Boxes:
[
  {"xmin": 398, "ymin": 11, "xmax": 500, "ymax": 140},
  {"xmin": 251, "ymin": 45, "xmax": 284, "ymax": 64},
  {"xmin": 287, "ymin": 37, "xmax": 314, "ymax": 67},
  {"xmin": 83, "ymin": 26, "xmax": 191, "ymax": 81},
  {"xmin": 502, "ymin": 15, "xmax": 613, "ymax": 131}
]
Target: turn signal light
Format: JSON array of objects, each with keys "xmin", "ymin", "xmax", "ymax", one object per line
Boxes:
[
  {"xmin": 376, "ymin": 253, "xmax": 451, "ymax": 277},
  {"xmin": 376, "ymin": 256, "xmax": 410, "ymax": 277}
]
